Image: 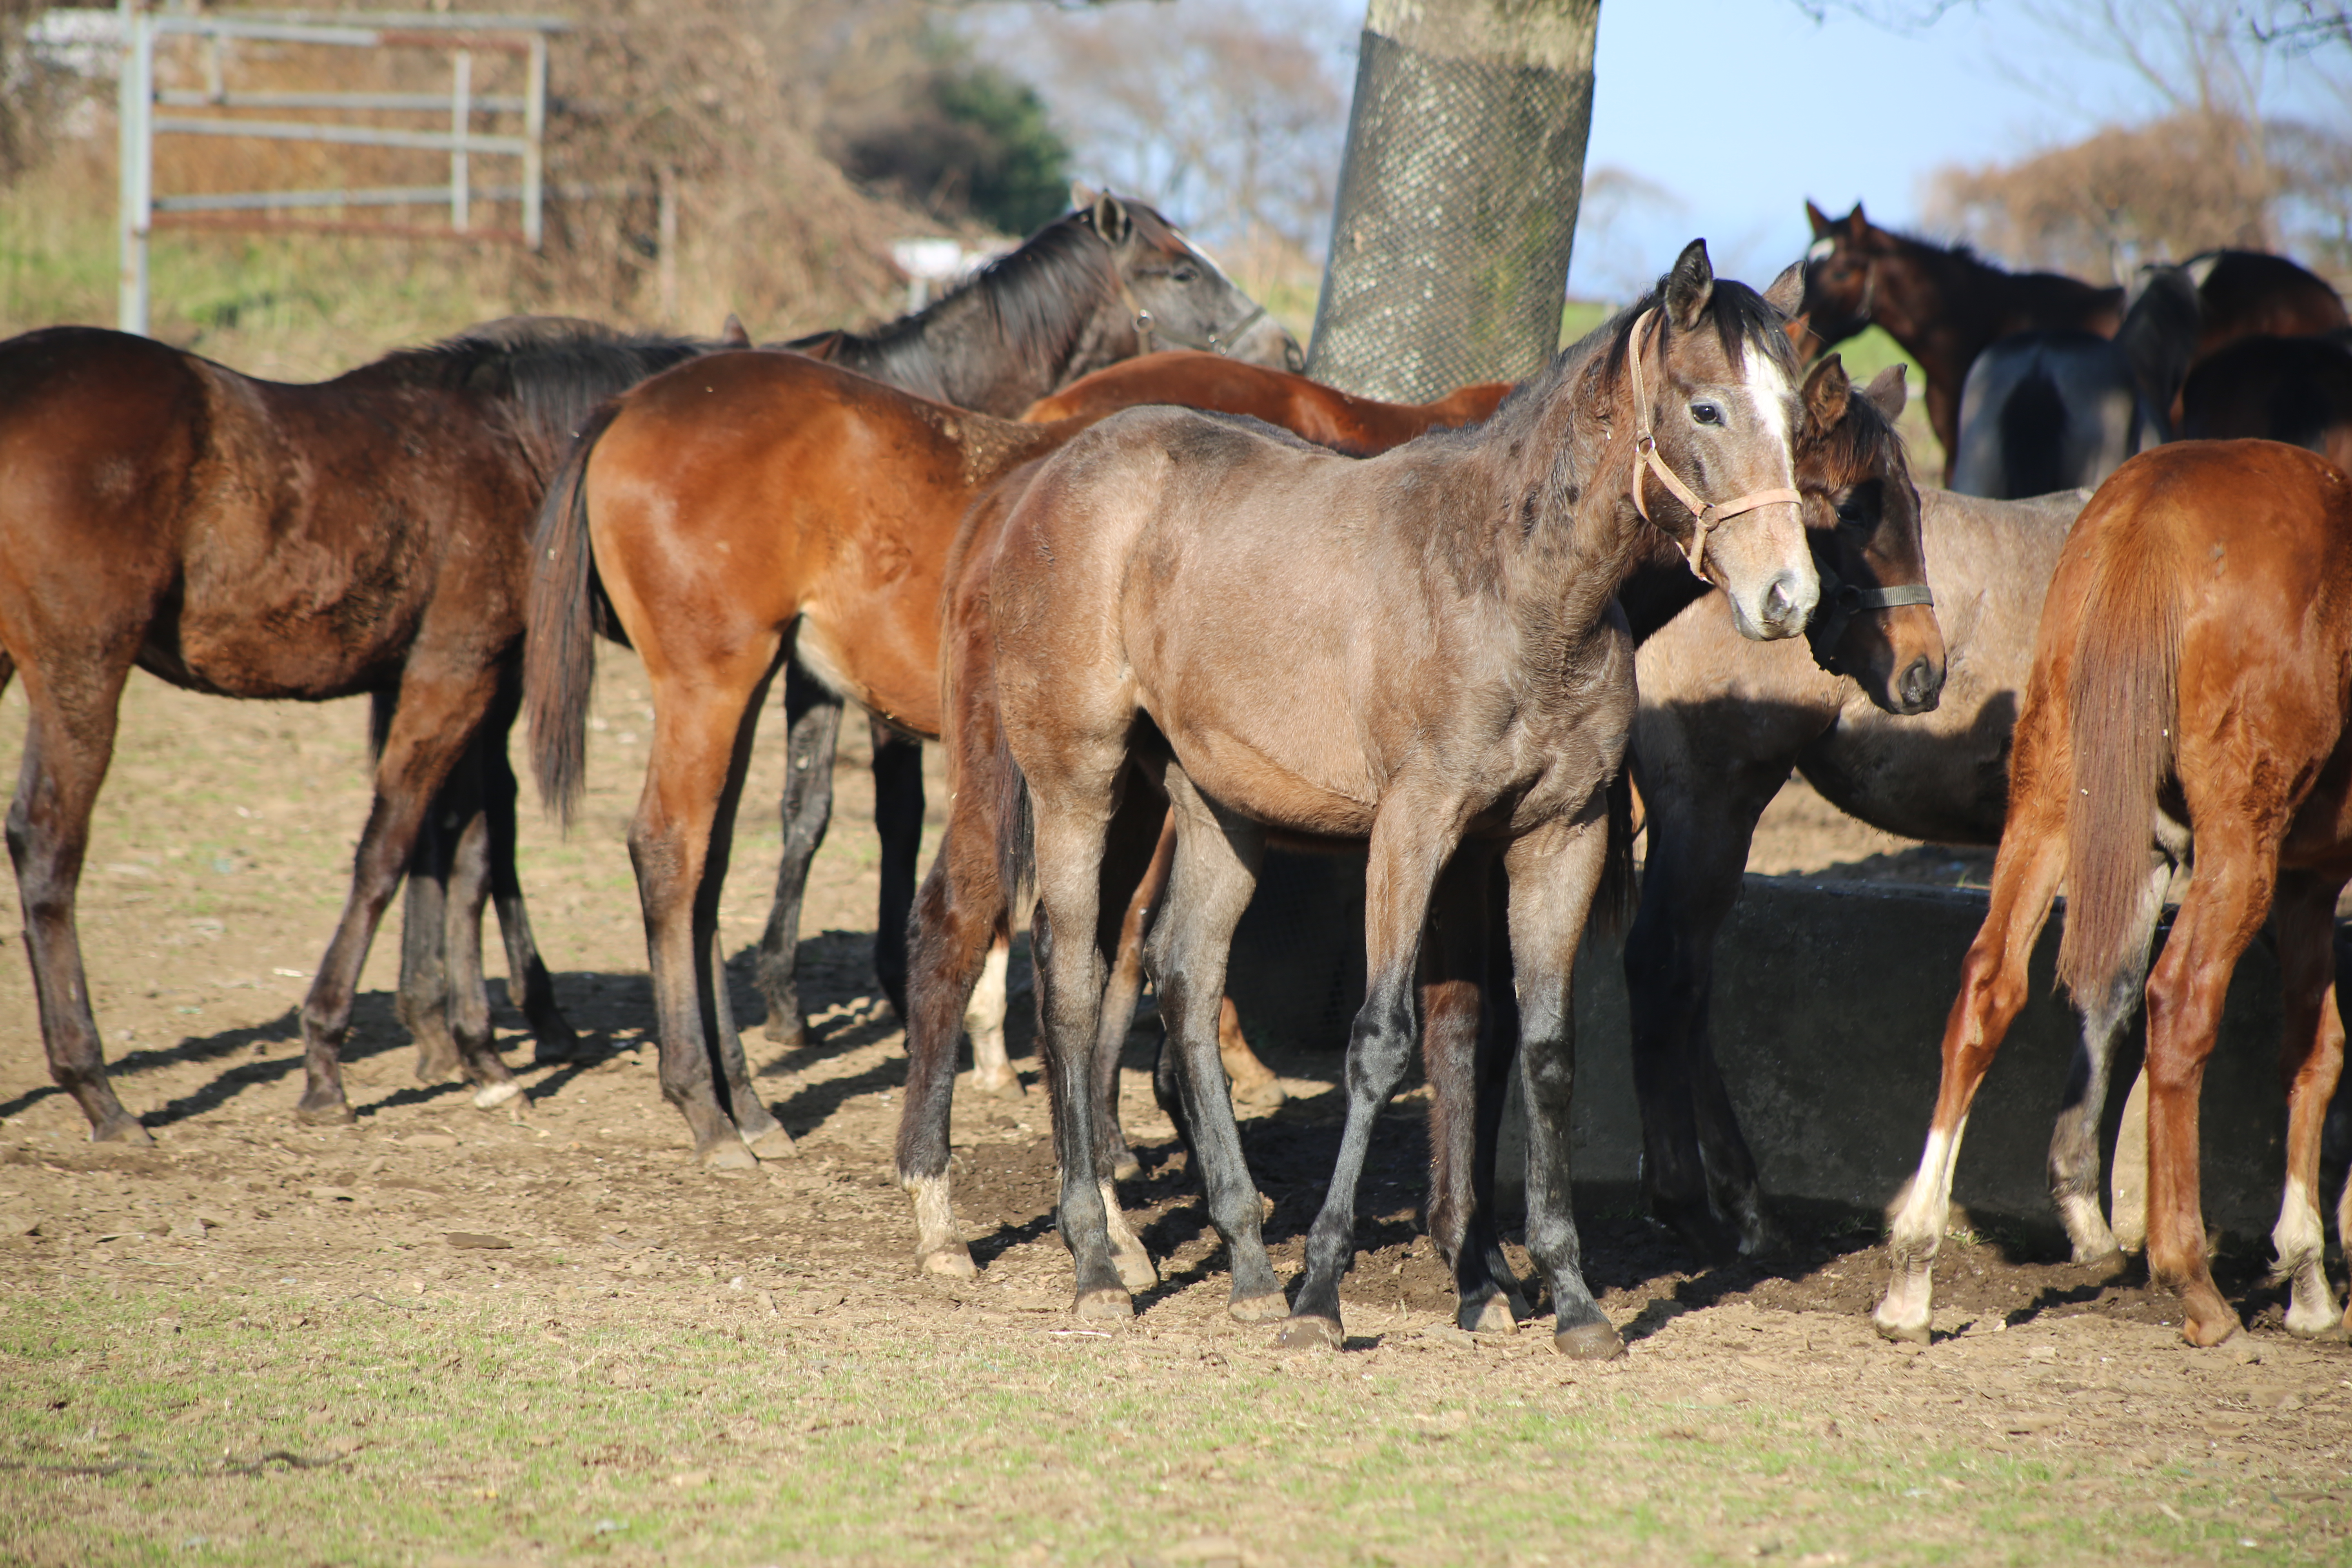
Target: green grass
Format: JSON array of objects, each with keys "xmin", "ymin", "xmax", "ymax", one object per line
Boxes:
[{"xmin": 4, "ymin": 1285, "xmax": 2336, "ymax": 1566}]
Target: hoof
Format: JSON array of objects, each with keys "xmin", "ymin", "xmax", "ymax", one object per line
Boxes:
[
  {"xmin": 1227, "ymin": 1290, "xmax": 1288, "ymax": 1324},
  {"xmin": 92, "ymin": 1114, "xmax": 154, "ymax": 1145},
  {"xmin": 1459, "ymin": 1294, "xmax": 1518, "ymax": 1335},
  {"xmin": 2181, "ymin": 1314, "xmax": 2243, "ymax": 1349},
  {"xmin": 1274, "ymin": 1314, "xmax": 1343, "ymax": 1352},
  {"xmin": 1872, "ymin": 1312, "xmax": 1932, "ymax": 1346},
  {"xmin": 920, "ymin": 1245, "xmax": 977, "ymax": 1279},
  {"xmin": 293, "ymin": 1092, "xmax": 355, "ymax": 1127},
  {"xmin": 694, "ymin": 1140, "xmax": 760, "ymax": 1172},
  {"xmin": 471, "ymin": 1080, "xmax": 522, "ymax": 1111},
  {"xmin": 2070, "ymin": 1242, "xmax": 2127, "ymax": 1272},
  {"xmin": 1553, "ymin": 1320, "xmax": 1627, "ymax": 1361},
  {"xmin": 763, "ymin": 1012, "xmax": 807, "ymax": 1050},
  {"xmin": 1111, "ymin": 1243, "xmax": 1159, "ymax": 1295},
  {"xmin": 742, "ymin": 1124, "xmax": 796, "ymax": 1161},
  {"xmin": 1074, "ymin": 1287, "xmax": 1133, "ymax": 1321},
  {"xmin": 530, "ymin": 1032, "xmax": 583, "ymax": 1068},
  {"xmin": 1110, "ymin": 1149, "xmax": 1143, "ymax": 1183},
  {"xmin": 2285, "ymin": 1309, "xmax": 2346, "ymax": 1342},
  {"xmin": 972, "ymin": 1072, "xmax": 1025, "ymax": 1101}
]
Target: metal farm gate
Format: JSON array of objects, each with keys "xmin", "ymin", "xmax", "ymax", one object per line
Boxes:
[{"xmin": 111, "ymin": 7, "xmax": 568, "ymax": 335}]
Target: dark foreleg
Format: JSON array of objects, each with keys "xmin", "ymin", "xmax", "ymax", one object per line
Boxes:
[{"xmin": 869, "ymin": 715, "xmax": 924, "ymax": 1018}]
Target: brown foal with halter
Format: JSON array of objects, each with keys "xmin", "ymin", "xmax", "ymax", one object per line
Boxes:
[
  {"xmin": 1877, "ymin": 440, "xmax": 2352, "ymax": 1348},
  {"xmin": 988, "ymin": 243, "xmax": 1815, "ymax": 1356}
]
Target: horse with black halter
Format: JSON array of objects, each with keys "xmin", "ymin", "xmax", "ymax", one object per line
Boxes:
[
  {"xmin": 987, "ymin": 243, "xmax": 1815, "ymax": 1358},
  {"xmin": 746, "ymin": 189, "xmax": 1300, "ymax": 1049},
  {"xmin": 0, "ymin": 317, "xmax": 710, "ymax": 1138}
]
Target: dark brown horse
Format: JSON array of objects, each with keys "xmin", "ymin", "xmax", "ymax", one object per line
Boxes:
[
  {"xmin": 2181, "ymin": 330, "xmax": 2352, "ymax": 474},
  {"xmin": 1022, "ymin": 350, "xmax": 1510, "ymax": 452},
  {"xmin": 0, "ymin": 317, "xmax": 713, "ymax": 1140},
  {"xmin": 523, "ymin": 350, "xmax": 1466, "ymax": 1170},
  {"xmin": 2182, "ymin": 250, "xmax": 2347, "ymax": 366},
  {"xmin": 896, "ymin": 340, "xmax": 1941, "ymax": 1296},
  {"xmin": 1877, "ymin": 441, "xmax": 2352, "ymax": 1349},
  {"xmin": 746, "ymin": 191, "xmax": 1301, "ymax": 1050},
  {"xmin": 987, "ymin": 243, "xmax": 1816, "ymax": 1357},
  {"xmin": 1800, "ymin": 200, "xmax": 2123, "ymax": 479}
]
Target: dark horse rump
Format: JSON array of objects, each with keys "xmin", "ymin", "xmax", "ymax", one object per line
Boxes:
[{"xmin": 0, "ymin": 317, "xmax": 710, "ymax": 1141}]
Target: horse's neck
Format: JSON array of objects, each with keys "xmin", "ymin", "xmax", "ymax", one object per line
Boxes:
[
  {"xmin": 1495, "ymin": 371, "xmax": 1652, "ymax": 644},
  {"xmin": 846, "ymin": 283, "xmax": 1111, "ymax": 418},
  {"xmin": 1871, "ymin": 242, "xmax": 2016, "ymax": 386}
]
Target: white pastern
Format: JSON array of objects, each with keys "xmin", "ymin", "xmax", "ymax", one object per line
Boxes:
[
  {"xmin": 964, "ymin": 942, "xmax": 1011, "ymax": 1081},
  {"xmin": 2273, "ymin": 1177, "xmax": 2341, "ymax": 1335},
  {"xmin": 1876, "ymin": 1116, "xmax": 1969, "ymax": 1338},
  {"xmin": 1100, "ymin": 1179, "xmax": 1158, "ymax": 1292}
]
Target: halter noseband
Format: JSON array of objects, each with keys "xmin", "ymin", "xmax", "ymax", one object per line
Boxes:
[
  {"xmin": 1625, "ymin": 307, "xmax": 1804, "ymax": 582},
  {"xmin": 1114, "ymin": 270, "xmax": 1268, "ymax": 357},
  {"xmin": 1808, "ymin": 562, "xmax": 1936, "ymax": 671}
]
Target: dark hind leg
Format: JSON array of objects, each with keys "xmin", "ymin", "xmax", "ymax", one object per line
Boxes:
[
  {"xmin": 2047, "ymin": 852, "xmax": 2171, "ymax": 1264},
  {"xmin": 394, "ymin": 731, "xmax": 517, "ymax": 1105},
  {"xmin": 1419, "ymin": 851, "xmax": 1512, "ymax": 1332},
  {"xmin": 5, "ymin": 652, "xmax": 148, "ymax": 1142},
  {"xmin": 754, "ymin": 665, "xmax": 842, "ymax": 1047},
  {"xmin": 296, "ymin": 664, "xmax": 501, "ymax": 1125},
  {"xmin": 2270, "ymin": 867, "xmax": 2349, "ymax": 1338},
  {"xmin": 870, "ymin": 715, "xmax": 924, "ymax": 1018},
  {"xmin": 479, "ymin": 669, "xmax": 579, "ymax": 1064},
  {"xmin": 395, "ymin": 742, "xmax": 466, "ymax": 1085},
  {"xmin": 1144, "ymin": 765, "xmax": 1281, "ymax": 1318},
  {"xmin": 701, "ymin": 668, "xmax": 793, "ymax": 1160},
  {"xmin": 1087, "ymin": 793, "xmax": 1169, "ymax": 1191}
]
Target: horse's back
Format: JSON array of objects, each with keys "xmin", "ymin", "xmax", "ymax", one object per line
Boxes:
[
  {"xmin": 2187, "ymin": 250, "xmax": 2349, "ymax": 362},
  {"xmin": 2181, "ymin": 334, "xmax": 2352, "ymax": 473}
]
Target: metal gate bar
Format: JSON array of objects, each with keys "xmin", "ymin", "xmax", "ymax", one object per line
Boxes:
[{"xmin": 115, "ymin": 6, "xmax": 567, "ymax": 336}]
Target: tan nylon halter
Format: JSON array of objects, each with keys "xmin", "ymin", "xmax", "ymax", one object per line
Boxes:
[{"xmin": 1625, "ymin": 306, "xmax": 1804, "ymax": 582}]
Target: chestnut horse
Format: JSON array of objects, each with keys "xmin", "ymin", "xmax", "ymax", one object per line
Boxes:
[
  {"xmin": 1877, "ymin": 441, "xmax": 2352, "ymax": 1349},
  {"xmin": 1800, "ymin": 201, "xmax": 2123, "ymax": 481},
  {"xmin": 746, "ymin": 191, "xmax": 1300, "ymax": 1049},
  {"xmin": 522, "ymin": 351, "xmax": 1491, "ymax": 1168},
  {"xmin": 897, "ymin": 342, "xmax": 1940, "ymax": 1298},
  {"xmin": 988, "ymin": 243, "xmax": 1816, "ymax": 1357},
  {"xmin": 0, "ymin": 317, "xmax": 713, "ymax": 1139},
  {"xmin": 1023, "ymin": 349, "xmax": 1510, "ymax": 453}
]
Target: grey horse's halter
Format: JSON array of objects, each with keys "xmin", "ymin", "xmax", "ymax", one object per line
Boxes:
[
  {"xmin": 1625, "ymin": 307, "xmax": 1804, "ymax": 582},
  {"xmin": 1113, "ymin": 269, "xmax": 1269, "ymax": 357}
]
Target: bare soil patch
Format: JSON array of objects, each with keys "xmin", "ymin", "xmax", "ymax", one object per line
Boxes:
[{"xmin": 2, "ymin": 657, "xmax": 2348, "ymax": 1564}]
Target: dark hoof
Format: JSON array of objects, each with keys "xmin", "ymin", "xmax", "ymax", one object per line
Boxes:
[
  {"xmin": 1074, "ymin": 1287, "xmax": 1133, "ymax": 1321},
  {"xmin": 1274, "ymin": 1314, "xmax": 1343, "ymax": 1352},
  {"xmin": 92, "ymin": 1114, "xmax": 154, "ymax": 1145},
  {"xmin": 1227, "ymin": 1290, "xmax": 1288, "ymax": 1324},
  {"xmin": 1553, "ymin": 1320, "xmax": 1626, "ymax": 1361},
  {"xmin": 693, "ymin": 1139, "xmax": 759, "ymax": 1172},
  {"xmin": 529, "ymin": 1027, "xmax": 584, "ymax": 1068},
  {"xmin": 293, "ymin": 1090, "xmax": 355, "ymax": 1127}
]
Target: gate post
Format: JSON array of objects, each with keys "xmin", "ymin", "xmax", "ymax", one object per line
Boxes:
[
  {"xmin": 1305, "ymin": 0, "xmax": 1600, "ymax": 400},
  {"xmin": 116, "ymin": 0, "xmax": 154, "ymax": 336}
]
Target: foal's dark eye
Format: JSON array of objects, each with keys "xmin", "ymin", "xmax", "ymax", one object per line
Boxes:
[
  {"xmin": 1690, "ymin": 403, "xmax": 1722, "ymax": 426},
  {"xmin": 1835, "ymin": 499, "xmax": 1869, "ymax": 528},
  {"xmin": 1171, "ymin": 265, "xmax": 1200, "ymax": 285}
]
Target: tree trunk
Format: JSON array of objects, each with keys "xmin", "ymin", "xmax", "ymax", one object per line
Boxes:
[{"xmin": 1305, "ymin": 0, "xmax": 1601, "ymax": 400}]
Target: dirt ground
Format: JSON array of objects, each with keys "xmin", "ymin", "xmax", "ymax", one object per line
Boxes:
[{"xmin": 3, "ymin": 655, "xmax": 2349, "ymax": 1565}]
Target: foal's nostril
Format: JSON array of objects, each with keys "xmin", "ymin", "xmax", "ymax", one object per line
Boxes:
[
  {"xmin": 1765, "ymin": 579, "xmax": 1797, "ymax": 628},
  {"xmin": 1900, "ymin": 656, "xmax": 1942, "ymax": 711}
]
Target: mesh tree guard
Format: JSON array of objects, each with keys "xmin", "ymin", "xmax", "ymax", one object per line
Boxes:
[{"xmin": 1304, "ymin": 23, "xmax": 1596, "ymax": 401}]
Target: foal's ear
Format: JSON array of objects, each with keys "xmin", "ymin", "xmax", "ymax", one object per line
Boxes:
[
  {"xmin": 1846, "ymin": 203, "xmax": 1870, "ymax": 238},
  {"xmin": 1802, "ymin": 353, "xmax": 1850, "ymax": 434},
  {"xmin": 1861, "ymin": 362, "xmax": 1908, "ymax": 421},
  {"xmin": 1081, "ymin": 187, "xmax": 1132, "ymax": 246},
  {"xmin": 1665, "ymin": 238, "xmax": 1714, "ymax": 331},
  {"xmin": 719, "ymin": 312, "xmax": 750, "ymax": 348},
  {"xmin": 1806, "ymin": 199, "xmax": 1834, "ymax": 238},
  {"xmin": 1763, "ymin": 260, "xmax": 1804, "ymax": 316},
  {"xmin": 1070, "ymin": 179, "xmax": 1101, "ymax": 211}
]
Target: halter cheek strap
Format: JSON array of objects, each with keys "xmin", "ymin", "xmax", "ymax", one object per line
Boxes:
[
  {"xmin": 1626, "ymin": 307, "xmax": 1804, "ymax": 582},
  {"xmin": 1808, "ymin": 563, "xmax": 1937, "ymax": 671},
  {"xmin": 1114, "ymin": 272, "xmax": 1269, "ymax": 357}
]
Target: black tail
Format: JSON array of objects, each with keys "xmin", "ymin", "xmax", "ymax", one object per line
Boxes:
[
  {"xmin": 1998, "ymin": 369, "xmax": 2068, "ymax": 499},
  {"xmin": 523, "ymin": 396, "xmax": 626, "ymax": 823},
  {"xmin": 1588, "ymin": 766, "xmax": 1639, "ymax": 941}
]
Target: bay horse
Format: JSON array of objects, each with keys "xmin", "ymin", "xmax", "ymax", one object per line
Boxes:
[
  {"xmin": 987, "ymin": 242, "xmax": 1816, "ymax": 1357},
  {"xmin": 745, "ymin": 189, "xmax": 1301, "ymax": 1050},
  {"xmin": 0, "ymin": 317, "xmax": 713, "ymax": 1140},
  {"xmin": 1948, "ymin": 265, "xmax": 2200, "ymax": 498},
  {"xmin": 1800, "ymin": 200, "xmax": 2123, "ymax": 480},
  {"xmin": 521, "ymin": 350, "xmax": 1479, "ymax": 1169},
  {"xmin": 1876, "ymin": 441, "xmax": 2352, "ymax": 1349},
  {"xmin": 2181, "ymin": 249, "xmax": 2347, "ymax": 367},
  {"xmin": 896, "ymin": 340, "xmax": 1940, "ymax": 1302},
  {"xmin": 1629, "ymin": 484, "xmax": 2089, "ymax": 1259},
  {"xmin": 2181, "ymin": 330, "xmax": 2352, "ymax": 474}
]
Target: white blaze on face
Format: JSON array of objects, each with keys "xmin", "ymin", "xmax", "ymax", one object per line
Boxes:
[{"xmin": 1742, "ymin": 348, "xmax": 1795, "ymax": 466}]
